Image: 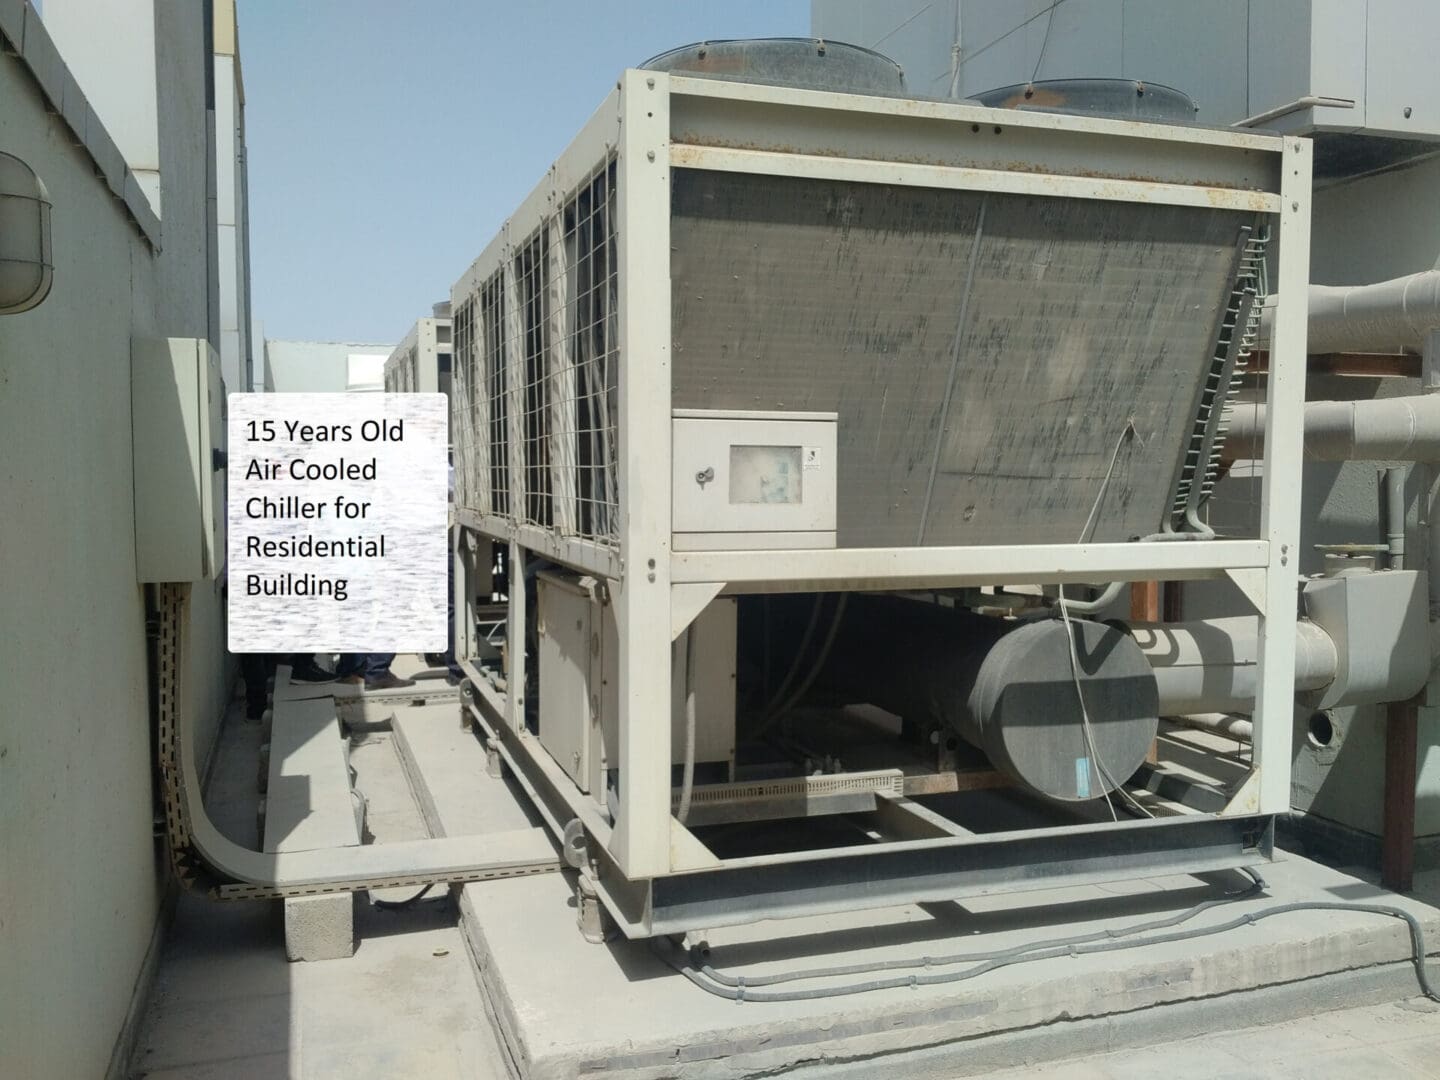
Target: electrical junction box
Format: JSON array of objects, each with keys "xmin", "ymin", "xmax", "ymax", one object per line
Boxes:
[
  {"xmin": 132, "ymin": 337, "xmax": 225, "ymax": 582},
  {"xmin": 672, "ymin": 409, "xmax": 837, "ymax": 551},
  {"xmin": 537, "ymin": 570, "xmax": 736, "ymax": 795},
  {"xmin": 1300, "ymin": 568, "xmax": 1429, "ymax": 710}
]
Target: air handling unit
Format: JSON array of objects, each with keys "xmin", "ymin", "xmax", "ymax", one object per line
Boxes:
[{"xmin": 448, "ymin": 39, "xmax": 1314, "ymax": 939}]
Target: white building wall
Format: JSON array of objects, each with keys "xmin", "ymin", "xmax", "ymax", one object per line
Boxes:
[
  {"xmin": 814, "ymin": 0, "xmax": 1440, "ymax": 133},
  {"xmin": 41, "ymin": 0, "xmax": 162, "ymax": 208},
  {"xmin": 0, "ymin": 3, "xmax": 230, "ymax": 1076},
  {"xmin": 213, "ymin": 5, "xmax": 253, "ymax": 395},
  {"xmin": 263, "ymin": 339, "xmax": 396, "ymax": 393},
  {"xmin": 1312, "ymin": 159, "xmax": 1440, "ymax": 285}
]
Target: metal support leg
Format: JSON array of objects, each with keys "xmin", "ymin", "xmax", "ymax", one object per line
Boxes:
[
  {"xmin": 1132, "ymin": 582, "xmax": 1162, "ymax": 764},
  {"xmin": 1250, "ymin": 136, "xmax": 1312, "ymax": 816},
  {"xmin": 576, "ymin": 867, "xmax": 611, "ymax": 944},
  {"xmin": 611, "ymin": 69, "xmax": 675, "ymax": 879},
  {"xmin": 506, "ymin": 539, "xmax": 526, "ymax": 734}
]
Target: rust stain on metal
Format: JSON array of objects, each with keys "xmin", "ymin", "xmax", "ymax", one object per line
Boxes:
[
  {"xmin": 992, "ymin": 87, "xmax": 1071, "ymax": 110},
  {"xmin": 671, "ymin": 133, "xmax": 1267, "ymax": 193},
  {"xmin": 1247, "ymin": 350, "xmax": 1419, "ymax": 378}
]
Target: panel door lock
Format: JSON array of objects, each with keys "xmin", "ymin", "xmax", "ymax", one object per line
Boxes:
[{"xmin": 695, "ymin": 465, "xmax": 715, "ymax": 488}]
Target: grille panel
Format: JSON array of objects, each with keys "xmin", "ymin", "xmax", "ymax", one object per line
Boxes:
[{"xmin": 671, "ymin": 170, "xmax": 1260, "ymax": 547}]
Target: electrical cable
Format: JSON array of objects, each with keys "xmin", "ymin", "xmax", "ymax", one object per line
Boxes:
[
  {"xmin": 660, "ymin": 888, "xmax": 1440, "ymax": 1004},
  {"xmin": 768, "ymin": 593, "xmax": 850, "ymax": 721},
  {"xmin": 1080, "ymin": 416, "xmax": 1138, "ymax": 545},
  {"xmin": 1055, "ymin": 583, "xmax": 1119, "ymax": 822},
  {"xmin": 690, "ymin": 868, "xmax": 1265, "ymax": 988},
  {"xmin": 677, "ymin": 621, "xmax": 698, "ymax": 825},
  {"xmin": 1054, "ymin": 416, "xmax": 1150, "ymax": 818},
  {"xmin": 948, "ymin": 0, "xmax": 1067, "ymax": 78},
  {"xmin": 869, "ymin": 2, "xmax": 933, "ymax": 51},
  {"xmin": 372, "ymin": 883, "xmax": 438, "ymax": 910},
  {"xmin": 1030, "ymin": 0, "xmax": 1061, "ymax": 83},
  {"xmin": 761, "ymin": 595, "xmax": 826, "ymax": 720}
]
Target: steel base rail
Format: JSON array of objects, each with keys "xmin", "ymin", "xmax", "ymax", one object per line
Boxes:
[
  {"xmin": 458, "ymin": 657, "xmax": 1275, "ymax": 939},
  {"xmin": 156, "ymin": 583, "xmax": 560, "ymax": 901}
]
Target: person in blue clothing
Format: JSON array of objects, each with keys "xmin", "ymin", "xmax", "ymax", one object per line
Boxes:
[{"xmin": 335, "ymin": 653, "xmax": 415, "ymax": 691}]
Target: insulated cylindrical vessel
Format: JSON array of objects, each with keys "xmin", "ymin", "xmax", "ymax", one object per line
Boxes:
[{"xmin": 755, "ymin": 595, "xmax": 1159, "ymax": 802}]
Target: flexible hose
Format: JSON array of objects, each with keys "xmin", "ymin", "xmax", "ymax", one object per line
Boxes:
[
  {"xmin": 769, "ymin": 594, "xmax": 850, "ymax": 721},
  {"xmin": 372, "ymin": 883, "xmax": 437, "ymax": 910},
  {"xmin": 761, "ymin": 595, "xmax": 826, "ymax": 718},
  {"xmin": 677, "ymin": 622, "xmax": 698, "ymax": 825},
  {"xmin": 1055, "ymin": 580, "xmax": 1125, "ymax": 615}
]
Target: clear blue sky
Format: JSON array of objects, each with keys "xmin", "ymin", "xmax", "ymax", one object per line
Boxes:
[{"xmin": 238, "ymin": 1, "xmax": 810, "ymax": 344}]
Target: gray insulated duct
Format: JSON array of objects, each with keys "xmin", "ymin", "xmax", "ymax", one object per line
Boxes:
[
  {"xmin": 754, "ymin": 595, "xmax": 1158, "ymax": 803},
  {"xmin": 1259, "ymin": 270, "xmax": 1440, "ymax": 355}
]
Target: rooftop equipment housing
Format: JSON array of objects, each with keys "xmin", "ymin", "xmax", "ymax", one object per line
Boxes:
[
  {"xmin": 384, "ymin": 314, "xmax": 453, "ymax": 397},
  {"xmin": 448, "ymin": 40, "xmax": 1312, "ymax": 938}
]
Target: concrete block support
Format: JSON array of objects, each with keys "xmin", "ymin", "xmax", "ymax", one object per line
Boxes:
[{"xmin": 283, "ymin": 894, "xmax": 355, "ymax": 962}]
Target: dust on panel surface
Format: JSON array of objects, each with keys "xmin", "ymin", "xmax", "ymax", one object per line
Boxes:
[{"xmin": 670, "ymin": 170, "xmax": 1257, "ymax": 547}]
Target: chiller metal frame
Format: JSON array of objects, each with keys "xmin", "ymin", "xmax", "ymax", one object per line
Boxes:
[{"xmin": 449, "ymin": 69, "xmax": 1312, "ymax": 938}]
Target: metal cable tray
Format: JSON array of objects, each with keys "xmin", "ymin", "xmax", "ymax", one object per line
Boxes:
[{"xmin": 155, "ymin": 583, "xmax": 561, "ymax": 901}]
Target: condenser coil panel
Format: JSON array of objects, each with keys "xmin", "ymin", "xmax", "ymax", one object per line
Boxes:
[{"xmin": 670, "ymin": 171, "xmax": 1260, "ymax": 548}]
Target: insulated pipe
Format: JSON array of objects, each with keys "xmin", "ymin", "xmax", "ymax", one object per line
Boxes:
[
  {"xmin": 1128, "ymin": 616, "xmax": 1338, "ymax": 716},
  {"xmin": 752, "ymin": 595, "xmax": 1158, "ymax": 803},
  {"xmin": 1171, "ymin": 712, "xmax": 1253, "ymax": 742},
  {"xmin": 1260, "ymin": 271, "xmax": 1440, "ymax": 355},
  {"xmin": 1221, "ymin": 395, "xmax": 1440, "ymax": 462},
  {"xmin": 1055, "ymin": 580, "xmax": 1125, "ymax": 615},
  {"xmin": 1385, "ymin": 466, "xmax": 1408, "ymax": 569}
]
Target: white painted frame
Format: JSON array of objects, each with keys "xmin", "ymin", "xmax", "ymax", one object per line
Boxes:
[{"xmin": 450, "ymin": 71, "xmax": 1309, "ymax": 882}]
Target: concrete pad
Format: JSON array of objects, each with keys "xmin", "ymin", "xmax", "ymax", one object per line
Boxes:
[
  {"xmin": 133, "ymin": 893, "xmax": 510, "ymax": 1080},
  {"xmin": 390, "ymin": 704, "xmax": 1440, "ymax": 1078},
  {"xmin": 264, "ymin": 698, "xmax": 356, "ymax": 856},
  {"xmin": 132, "ymin": 704, "xmax": 512, "ymax": 1079},
  {"xmin": 391, "ymin": 705, "xmax": 546, "ymax": 838},
  {"xmin": 990, "ymin": 998, "xmax": 1440, "ymax": 1080},
  {"xmin": 266, "ymin": 695, "xmax": 361, "ymax": 962},
  {"xmin": 453, "ymin": 860, "xmax": 1440, "ymax": 1079}
]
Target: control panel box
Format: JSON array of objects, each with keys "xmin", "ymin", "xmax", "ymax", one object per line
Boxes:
[
  {"xmin": 132, "ymin": 337, "xmax": 225, "ymax": 582},
  {"xmin": 671, "ymin": 409, "xmax": 837, "ymax": 551},
  {"xmin": 537, "ymin": 570, "xmax": 736, "ymax": 795}
]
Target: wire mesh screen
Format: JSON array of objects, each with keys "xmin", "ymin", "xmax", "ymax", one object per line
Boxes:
[
  {"xmin": 670, "ymin": 170, "xmax": 1262, "ymax": 548},
  {"xmin": 515, "ymin": 230, "xmax": 551, "ymax": 528},
  {"xmin": 451, "ymin": 296, "xmax": 480, "ymax": 512},
  {"xmin": 561, "ymin": 159, "xmax": 620, "ymax": 541},
  {"xmin": 451, "ymin": 157, "xmax": 619, "ymax": 548},
  {"xmin": 480, "ymin": 270, "xmax": 509, "ymax": 517}
]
